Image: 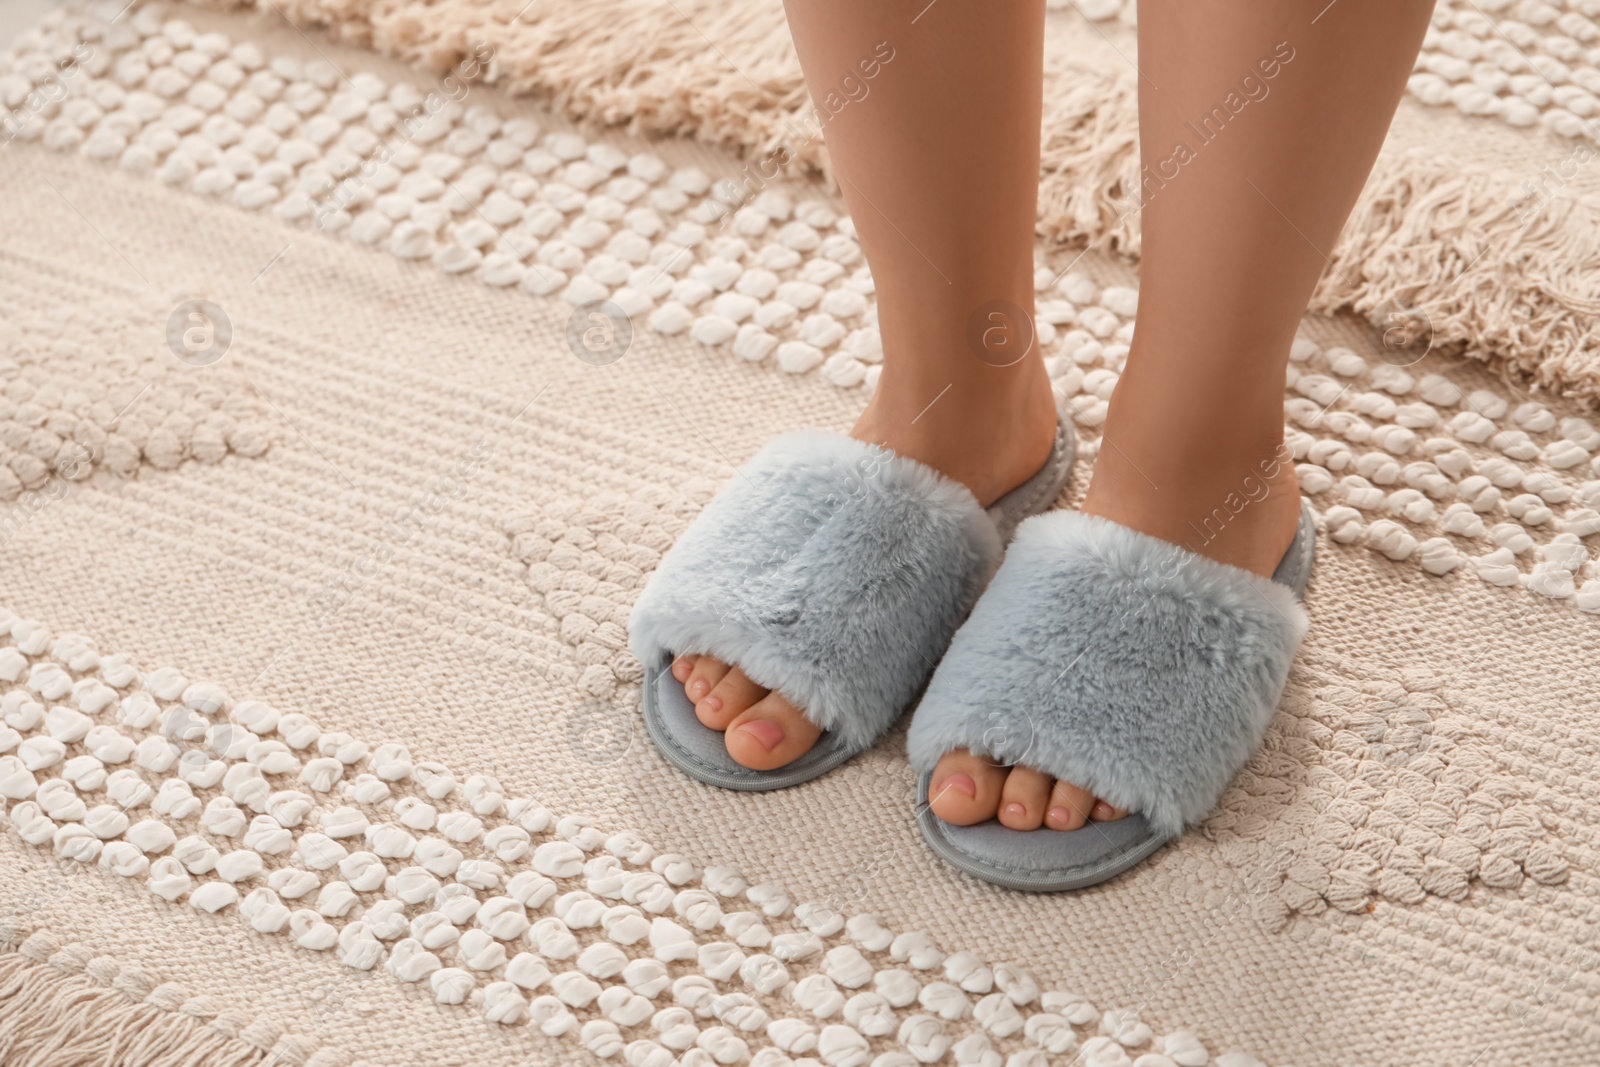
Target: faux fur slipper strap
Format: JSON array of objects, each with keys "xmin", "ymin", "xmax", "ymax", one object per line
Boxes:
[
  {"xmin": 907, "ymin": 510, "xmax": 1310, "ymax": 836},
  {"xmin": 630, "ymin": 431, "xmax": 1005, "ymax": 751}
]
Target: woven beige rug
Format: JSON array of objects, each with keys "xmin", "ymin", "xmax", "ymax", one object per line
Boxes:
[
  {"xmin": 190, "ymin": 0, "xmax": 1600, "ymax": 403},
  {"xmin": 2, "ymin": 2, "xmax": 1599, "ymax": 1065}
]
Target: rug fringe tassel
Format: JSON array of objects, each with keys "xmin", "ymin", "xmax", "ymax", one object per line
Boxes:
[
  {"xmin": 1036, "ymin": 60, "xmax": 1144, "ymax": 255},
  {"xmin": 188, "ymin": 0, "xmax": 1600, "ymax": 402},
  {"xmin": 1032, "ymin": 67, "xmax": 1600, "ymax": 402},
  {"xmin": 1311, "ymin": 153, "xmax": 1600, "ymax": 400},
  {"xmin": 0, "ymin": 927, "xmax": 338, "ymax": 1067}
]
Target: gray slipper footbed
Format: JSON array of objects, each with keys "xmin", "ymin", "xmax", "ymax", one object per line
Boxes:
[
  {"xmin": 631, "ymin": 397, "xmax": 1077, "ymax": 792},
  {"xmin": 912, "ymin": 498, "xmax": 1317, "ymax": 892}
]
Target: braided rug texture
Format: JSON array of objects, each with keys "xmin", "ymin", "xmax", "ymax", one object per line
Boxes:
[{"xmin": 0, "ymin": 4, "xmax": 1598, "ymax": 1067}]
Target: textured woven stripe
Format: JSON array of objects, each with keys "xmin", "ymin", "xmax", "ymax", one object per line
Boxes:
[{"xmin": 0, "ymin": 5, "xmax": 1597, "ymax": 1066}]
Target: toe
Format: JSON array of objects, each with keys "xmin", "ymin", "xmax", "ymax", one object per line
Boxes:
[
  {"xmin": 723, "ymin": 691, "xmax": 824, "ymax": 771},
  {"xmin": 997, "ymin": 765, "xmax": 1053, "ymax": 831},
  {"xmin": 684, "ymin": 657, "xmax": 731, "ymax": 706},
  {"xmin": 670, "ymin": 656, "xmax": 695, "ymax": 684},
  {"xmin": 927, "ymin": 750, "xmax": 1007, "ymax": 826},
  {"xmin": 698, "ymin": 667, "xmax": 768, "ymax": 730},
  {"xmin": 1045, "ymin": 779, "xmax": 1096, "ymax": 831},
  {"xmin": 1091, "ymin": 798, "xmax": 1129, "ymax": 822}
]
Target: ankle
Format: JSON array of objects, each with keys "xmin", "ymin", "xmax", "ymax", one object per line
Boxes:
[
  {"xmin": 853, "ymin": 359, "xmax": 1056, "ymax": 506},
  {"xmin": 1083, "ymin": 435, "xmax": 1301, "ymax": 577}
]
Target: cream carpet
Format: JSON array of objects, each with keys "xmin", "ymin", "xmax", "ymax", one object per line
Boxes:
[
  {"xmin": 1, "ymin": 2, "xmax": 1598, "ymax": 1066},
  {"xmin": 187, "ymin": 0, "xmax": 1600, "ymax": 404}
]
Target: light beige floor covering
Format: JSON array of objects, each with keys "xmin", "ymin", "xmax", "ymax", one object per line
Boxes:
[
  {"xmin": 4, "ymin": 134, "xmax": 1600, "ymax": 1067},
  {"xmin": 189, "ymin": 0, "xmax": 1600, "ymax": 404},
  {"xmin": 1, "ymin": 4, "xmax": 1598, "ymax": 1067}
]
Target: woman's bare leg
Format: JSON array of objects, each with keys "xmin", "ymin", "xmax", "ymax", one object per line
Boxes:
[
  {"xmin": 673, "ymin": 0, "xmax": 1059, "ymax": 771},
  {"xmin": 928, "ymin": 0, "xmax": 1436, "ymax": 830}
]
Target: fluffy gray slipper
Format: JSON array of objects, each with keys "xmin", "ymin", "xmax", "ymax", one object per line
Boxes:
[
  {"xmin": 629, "ymin": 403, "xmax": 1076, "ymax": 791},
  {"xmin": 908, "ymin": 498, "xmax": 1316, "ymax": 890}
]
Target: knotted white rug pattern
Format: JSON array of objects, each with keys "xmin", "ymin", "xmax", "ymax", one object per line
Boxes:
[
  {"xmin": 1, "ymin": 4, "xmax": 1598, "ymax": 1067},
  {"xmin": 181, "ymin": 0, "xmax": 1600, "ymax": 403}
]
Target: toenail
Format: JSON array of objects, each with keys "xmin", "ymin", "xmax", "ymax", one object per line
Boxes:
[
  {"xmin": 1004, "ymin": 803, "xmax": 1026, "ymax": 820},
  {"xmin": 1047, "ymin": 807, "xmax": 1072, "ymax": 827},
  {"xmin": 688, "ymin": 680, "xmax": 708, "ymax": 699},
  {"xmin": 936, "ymin": 774, "xmax": 976, "ymax": 800},
  {"xmin": 1092, "ymin": 800, "xmax": 1119, "ymax": 820},
  {"xmin": 702, "ymin": 696, "xmax": 722, "ymax": 713},
  {"xmin": 735, "ymin": 719, "xmax": 784, "ymax": 751},
  {"xmin": 671, "ymin": 659, "xmax": 691, "ymax": 679}
]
